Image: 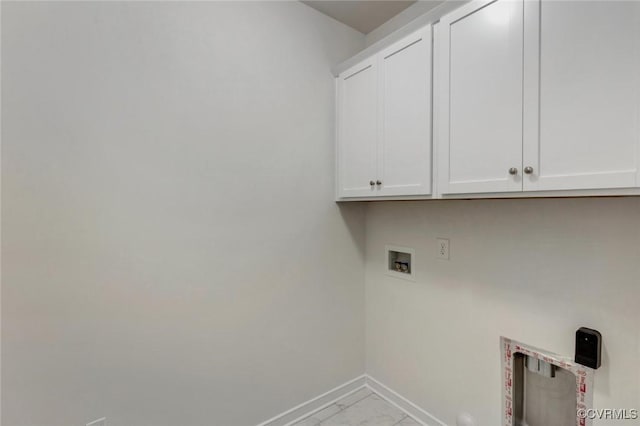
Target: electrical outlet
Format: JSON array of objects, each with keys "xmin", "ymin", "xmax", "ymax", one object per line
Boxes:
[
  {"xmin": 437, "ymin": 238, "xmax": 449, "ymax": 260},
  {"xmin": 86, "ymin": 418, "xmax": 106, "ymax": 426}
]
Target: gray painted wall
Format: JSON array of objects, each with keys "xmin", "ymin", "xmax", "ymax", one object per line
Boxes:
[
  {"xmin": 365, "ymin": 198, "xmax": 640, "ymax": 425},
  {"xmin": 1, "ymin": 2, "xmax": 366, "ymax": 425}
]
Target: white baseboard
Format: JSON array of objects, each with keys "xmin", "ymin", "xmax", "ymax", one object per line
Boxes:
[
  {"xmin": 255, "ymin": 374, "xmax": 447, "ymax": 426},
  {"xmin": 364, "ymin": 375, "xmax": 447, "ymax": 426},
  {"xmin": 255, "ymin": 375, "xmax": 367, "ymax": 426}
]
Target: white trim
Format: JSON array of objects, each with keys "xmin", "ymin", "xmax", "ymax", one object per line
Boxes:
[
  {"xmin": 336, "ymin": 186, "xmax": 640, "ymax": 202},
  {"xmin": 256, "ymin": 374, "xmax": 448, "ymax": 426},
  {"xmin": 365, "ymin": 375, "xmax": 447, "ymax": 426},
  {"xmin": 85, "ymin": 418, "xmax": 106, "ymax": 426},
  {"xmin": 334, "ymin": 77, "xmax": 340, "ymax": 201},
  {"xmin": 255, "ymin": 375, "xmax": 367, "ymax": 426}
]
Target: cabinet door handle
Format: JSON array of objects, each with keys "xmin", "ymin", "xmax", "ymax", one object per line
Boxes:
[
  {"xmin": 376, "ymin": 180, "xmax": 382, "ymax": 186},
  {"xmin": 508, "ymin": 167, "xmax": 518, "ymax": 175},
  {"xmin": 370, "ymin": 180, "xmax": 375, "ymax": 186},
  {"xmin": 524, "ymin": 166, "xmax": 534, "ymax": 175}
]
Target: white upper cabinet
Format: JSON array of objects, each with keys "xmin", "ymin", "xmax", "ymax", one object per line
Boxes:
[
  {"xmin": 378, "ymin": 27, "xmax": 432, "ymax": 197},
  {"xmin": 337, "ymin": 26, "xmax": 432, "ymax": 199},
  {"xmin": 522, "ymin": 0, "xmax": 640, "ymax": 191},
  {"xmin": 337, "ymin": 58, "xmax": 378, "ymax": 198},
  {"xmin": 437, "ymin": 0, "xmax": 640, "ymax": 196},
  {"xmin": 338, "ymin": 0, "xmax": 640, "ymax": 200},
  {"xmin": 437, "ymin": 0, "xmax": 524, "ymax": 195}
]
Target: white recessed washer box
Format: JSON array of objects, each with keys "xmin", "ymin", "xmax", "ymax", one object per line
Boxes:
[{"xmin": 385, "ymin": 245, "xmax": 415, "ymax": 282}]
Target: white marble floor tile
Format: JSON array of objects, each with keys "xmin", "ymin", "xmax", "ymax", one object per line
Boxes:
[
  {"xmin": 294, "ymin": 404, "xmax": 343, "ymax": 426},
  {"xmin": 392, "ymin": 415, "xmax": 421, "ymax": 426},
  {"xmin": 321, "ymin": 394, "xmax": 406, "ymax": 426},
  {"xmin": 294, "ymin": 418, "xmax": 322, "ymax": 426},
  {"xmin": 335, "ymin": 388, "xmax": 373, "ymax": 410},
  {"xmin": 291, "ymin": 388, "xmax": 420, "ymax": 426}
]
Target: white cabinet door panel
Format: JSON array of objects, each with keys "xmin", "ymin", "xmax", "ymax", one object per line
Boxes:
[
  {"xmin": 523, "ymin": 0, "xmax": 640, "ymax": 191},
  {"xmin": 378, "ymin": 27, "xmax": 432, "ymax": 196},
  {"xmin": 438, "ymin": 0, "xmax": 524, "ymax": 194},
  {"xmin": 337, "ymin": 59, "xmax": 378, "ymax": 198}
]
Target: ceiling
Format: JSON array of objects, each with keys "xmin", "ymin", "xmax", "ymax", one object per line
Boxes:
[{"xmin": 301, "ymin": 1, "xmax": 418, "ymax": 34}]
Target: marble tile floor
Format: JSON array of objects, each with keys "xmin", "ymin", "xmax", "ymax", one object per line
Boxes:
[{"xmin": 292, "ymin": 387, "xmax": 421, "ymax": 426}]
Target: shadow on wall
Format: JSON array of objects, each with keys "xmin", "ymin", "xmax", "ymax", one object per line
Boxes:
[{"xmin": 337, "ymin": 202, "xmax": 367, "ymax": 263}]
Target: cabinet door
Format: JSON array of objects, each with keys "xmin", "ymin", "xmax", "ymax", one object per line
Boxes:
[
  {"xmin": 337, "ymin": 58, "xmax": 378, "ymax": 198},
  {"xmin": 523, "ymin": 1, "xmax": 640, "ymax": 191},
  {"xmin": 437, "ymin": 0, "xmax": 524, "ymax": 194},
  {"xmin": 377, "ymin": 27, "xmax": 432, "ymax": 196}
]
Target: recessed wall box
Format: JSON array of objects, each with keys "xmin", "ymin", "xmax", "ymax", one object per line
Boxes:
[
  {"xmin": 501, "ymin": 337, "xmax": 595, "ymax": 426},
  {"xmin": 385, "ymin": 245, "xmax": 415, "ymax": 281}
]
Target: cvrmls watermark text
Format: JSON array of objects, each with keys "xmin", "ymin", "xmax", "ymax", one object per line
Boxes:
[{"xmin": 577, "ymin": 408, "xmax": 639, "ymax": 420}]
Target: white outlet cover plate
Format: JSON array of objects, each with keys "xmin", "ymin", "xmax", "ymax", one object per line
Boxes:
[{"xmin": 437, "ymin": 238, "xmax": 449, "ymax": 260}]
